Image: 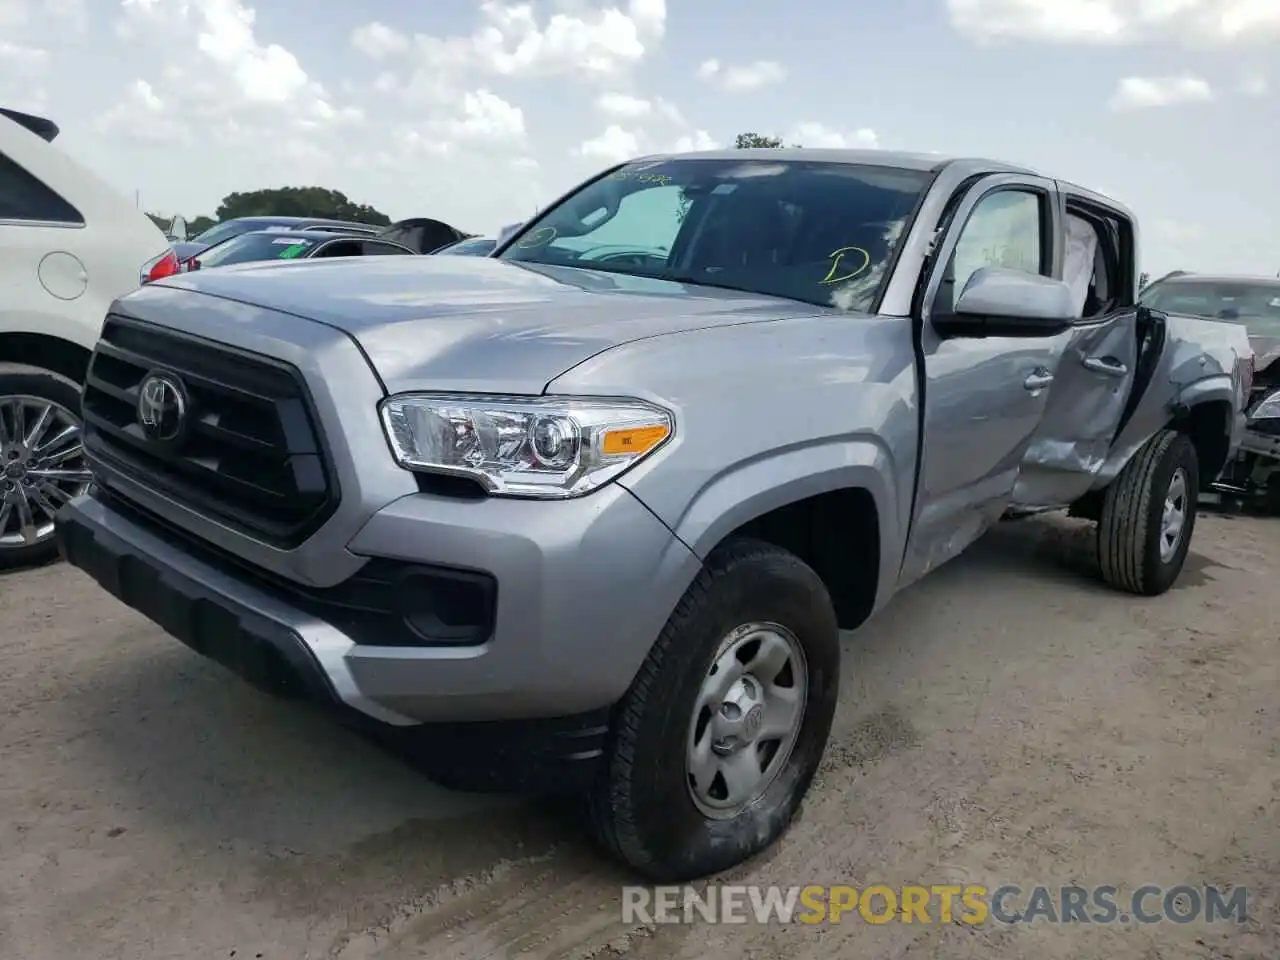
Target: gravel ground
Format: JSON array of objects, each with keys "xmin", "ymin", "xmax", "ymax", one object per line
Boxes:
[{"xmin": 1, "ymin": 511, "xmax": 1277, "ymax": 959}]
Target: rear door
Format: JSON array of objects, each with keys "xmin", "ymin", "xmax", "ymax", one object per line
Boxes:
[{"xmin": 1010, "ymin": 197, "xmax": 1142, "ymax": 508}]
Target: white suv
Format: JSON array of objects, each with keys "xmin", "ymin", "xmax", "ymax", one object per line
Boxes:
[{"xmin": 1, "ymin": 107, "xmax": 174, "ymax": 568}]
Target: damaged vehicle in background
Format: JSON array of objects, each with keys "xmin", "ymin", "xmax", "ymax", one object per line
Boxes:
[
  {"xmin": 56, "ymin": 149, "xmax": 1250, "ymax": 882},
  {"xmin": 1140, "ymin": 273, "xmax": 1280, "ymax": 511}
]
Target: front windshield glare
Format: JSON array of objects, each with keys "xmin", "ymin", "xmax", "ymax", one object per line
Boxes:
[
  {"xmin": 1141, "ymin": 280, "xmax": 1280, "ymax": 336},
  {"xmin": 498, "ymin": 158, "xmax": 931, "ymax": 313}
]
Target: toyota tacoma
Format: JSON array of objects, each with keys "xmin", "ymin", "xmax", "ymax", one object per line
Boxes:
[{"xmin": 55, "ymin": 150, "xmax": 1252, "ymax": 882}]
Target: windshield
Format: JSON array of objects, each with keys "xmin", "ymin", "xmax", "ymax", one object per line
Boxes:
[
  {"xmin": 1140, "ymin": 279, "xmax": 1280, "ymax": 337},
  {"xmin": 191, "ymin": 219, "xmax": 272, "ymax": 247},
  {"xmin": 197, "ymin": 233, "xmax": 317, "ymax": 268},
  {"xmin": 498, "ymin": 158, "xmax": 932, "ymax": 312}
]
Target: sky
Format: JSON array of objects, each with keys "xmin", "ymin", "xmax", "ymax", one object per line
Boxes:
[{"xmin": 1, "ymin": 0, "xmax": 1276, "ymax": 278}]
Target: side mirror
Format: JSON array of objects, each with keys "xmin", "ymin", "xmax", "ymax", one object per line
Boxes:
[{"xmin": 938, "ymin": 266, "xmax": 1076, "ymax": 338}]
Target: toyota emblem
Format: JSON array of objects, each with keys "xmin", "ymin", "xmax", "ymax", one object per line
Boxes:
[{"xmin": 137, "ymin": 372, "xmax": 189, "ymax": 444}]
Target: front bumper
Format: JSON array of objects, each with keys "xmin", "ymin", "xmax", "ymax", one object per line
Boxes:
[{"xmin": 57, "ymin": 482, "xmax": 700, "ymax": 728}]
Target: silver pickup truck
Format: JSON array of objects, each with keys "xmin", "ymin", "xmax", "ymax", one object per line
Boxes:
[{"xmin": 53, "ymin": 150, "xmax": 1251, "ymax": 883}]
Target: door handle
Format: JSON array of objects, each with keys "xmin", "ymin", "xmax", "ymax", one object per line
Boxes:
[
  {"xmin": 1082, "ymin": 356, "xmax": 1128, "ymax": 377},
  {"xmin": 1024, "ymin": 371, "xmax": 1054, "ymax": 391}
]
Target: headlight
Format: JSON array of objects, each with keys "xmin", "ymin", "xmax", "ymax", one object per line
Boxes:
[
  {"xmin": 1251, "ymin": 390, "xmax": 1280, "ymax": 420},
  {"xmin": 379, "ymin": 393, "xmax": 674, "ymax": 498}
]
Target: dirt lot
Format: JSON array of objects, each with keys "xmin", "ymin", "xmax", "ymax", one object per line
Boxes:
[{"xmin": 1, "ymin": 511, "xmax": 1277, "ymax": 959}]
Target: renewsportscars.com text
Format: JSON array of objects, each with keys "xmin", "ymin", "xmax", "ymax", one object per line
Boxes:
[{"xmin": 622, "ymin": 884, "xmax": 1249, "ymax": 926}]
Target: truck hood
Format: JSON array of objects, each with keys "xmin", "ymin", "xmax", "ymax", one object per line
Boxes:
[{"xmin": 153, "ymin": 256, "xmax": 815, "ymax": 394}]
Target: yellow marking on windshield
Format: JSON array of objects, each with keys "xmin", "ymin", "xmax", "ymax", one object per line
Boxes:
[{"xmin": 819, "ymin": 246, "xmax": 871, "ymax": 285}]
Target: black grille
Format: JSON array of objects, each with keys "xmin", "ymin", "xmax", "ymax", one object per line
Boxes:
[{"xmin": 81, "ymin": 315, "xmax": 339, "ymax": 548}]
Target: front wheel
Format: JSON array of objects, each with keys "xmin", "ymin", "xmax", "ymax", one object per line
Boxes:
[
  {"xmin": 1097, "ymin": 428, "xmax": 1199, "ymax": 596},
  {"xmin": 587, "ymin": 537, "xmax": 841, "ymax": 882},
  {"xmin": 0, "ymin": 364, "xmax": 93, "ymax": 571}
]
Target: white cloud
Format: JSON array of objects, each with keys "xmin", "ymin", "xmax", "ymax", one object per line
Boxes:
[
  {"xmin": 433, "ymin": 89, "xmax": 526, "ymax": 143},
  {"xmin": 0, "ymin": 0, "xmax": 84, "ymax": 111},
  {"xmin": 596, "ymin": 92, "xmax": 652, "ymax": 118},
  {"xmin": 671, "ymin": 129, "xmax": 720, "ymax": 152},
  {"xmin": 1108, "ymin": 74, "xmax": 1214, "ymax": 110},
  {"xmin": 788, "ymin": 122, "xmax": 880, "ymax": 149},
  {"xmin": 697, "ymin": 58, "xmax": 786, "ymax": 92},
  {"xmin": 358, "ymin": 0, "xmax": 667, "ymax": 93},
  {"xmin": 948, "ymin": 0, "xmax": 1280, "ymax": 45},
  {"xmin": 578, "ymin": 125, "xmax": 642, "ymax": 163},
  {"xmin": 351, "ymin": 21, "xmax": 411, "ymax": 60}
]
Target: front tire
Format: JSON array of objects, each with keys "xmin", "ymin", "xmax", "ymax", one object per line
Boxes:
[
  {"xmin": 587, "ymin": 537, "xmax": 840, "ymax": 882},
  {"xmin": 0, "ymin": 364, "xmax": 91, "ymax": 571},
  {"xmin": 1097, "ymin": 428, "xmax": 1199, "ymax": 596}
]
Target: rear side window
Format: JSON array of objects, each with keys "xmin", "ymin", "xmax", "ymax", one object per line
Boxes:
[{"xmin": 0, "ymin": 151, "xmax": 84, "ymax": 225}]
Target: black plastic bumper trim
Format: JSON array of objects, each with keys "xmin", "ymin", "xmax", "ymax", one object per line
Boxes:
[{"xmin": 55, "ymin": 503, "xmax": 340, "ymax": 706}]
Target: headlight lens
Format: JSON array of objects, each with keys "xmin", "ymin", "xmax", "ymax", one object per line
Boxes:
[
  {"xmin": 379, "ymin": 393, "xmax": 674, "ymax": 498},
  {"xmin": 1251, "ymin": 389, "xmax": 1280, "ymax": 420}
]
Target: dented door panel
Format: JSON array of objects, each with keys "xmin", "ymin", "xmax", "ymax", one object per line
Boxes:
[{"xmin": 1011, "ymin": 308, "xmax": 1141, "ymax": 508}]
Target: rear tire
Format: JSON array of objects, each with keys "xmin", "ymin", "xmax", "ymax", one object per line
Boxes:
[
  {"xmin": 0, "ymin": 364, "xmax": 89, "ymax": 571},
  {"xmin": 1097, "ymin": 429, "xmax": 1199, "ymax": 596},
  {"xmin": 587, "ymin": 537, "xmax": 840, "ymax": 882}
]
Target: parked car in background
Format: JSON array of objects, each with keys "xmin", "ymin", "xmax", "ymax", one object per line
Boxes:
[
  {"xmin": 187, "ymin": 229, "xmax": 416, "ymax": 271},
  {"xmin": 433, "ymin": 235, "xmax": 496, "ymax": 256},
  {"xmin": 0, "ymin": 106, "xmax": 174, "ymax": 569},
  {"xmin": 375, "ymin": 217, "xmax": 470, "ymax": 254},
  {"xmin": 173, "ymin": 216, "xmax": 383, "ymax": 264},
  {"xmin": 57, "ymin": 149, "xmax": 1250, "ymax": 881},
  {"xmin": 1141, "ymin": 273, "xmax": 1280, "ymax": 509}
]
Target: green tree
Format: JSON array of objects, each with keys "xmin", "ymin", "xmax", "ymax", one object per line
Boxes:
[
  {"xmin": 734, "ymin": 132, "xmax": 783, "ymax": 149},
  {"xmin": 187, "ymin": 215, "xmax": 216, "ymax": 236},
  {"xmin": 214, "ymin": 186, "xmax": 391, "ymax": 225}
]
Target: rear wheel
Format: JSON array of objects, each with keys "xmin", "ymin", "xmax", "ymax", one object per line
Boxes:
[
  {"xmin": 0, "ymin": 364, "xmax": 92, "ymax": 570},
  {"xmin": 1097, "ymin": 429, "xmax": 1199, "ymax": 596},
  {"xmin": 587, "ymin": 537, "xmax": 840, "ymax": 882}
]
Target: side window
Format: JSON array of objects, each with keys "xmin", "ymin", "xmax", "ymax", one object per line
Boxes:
[
  {"xmin": 950, "ymin": 189, "xmax": 1045, "ymax": 297},
  {"xmin": 359, "ymin": 241, "xmax": 414, "ymax": 256},
  {"xmin": 312, "ymin": 240, "xmax": 359, "ymax": 258},
  {"xmin": 1064, "ymin": 208, "xmax": 1124, "ymax": 318},
  {"xmin": 0, "ymin": 151, "xmax": 84, "ymax": 224}
]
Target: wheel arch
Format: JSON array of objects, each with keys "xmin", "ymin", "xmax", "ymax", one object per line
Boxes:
[
  {"xmin": 668, "ymin": 441, "xmax": 901, "ymax": 631},
  {"xmin": 0, "ymin": 332, "xmax": 92, "ymax": 387}
]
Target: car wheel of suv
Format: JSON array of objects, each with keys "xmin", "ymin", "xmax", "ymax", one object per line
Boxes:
[
  {"xmin": 0, "ymin": 363, "xmax": 91, "ymax": 570},
  {"xmin": 587, "ymin": 537, "xmax": 840, "ymax": 882},
  {"xmin": 1097, "ymin": 428, "xmax": 1199, "ymax": 597}
]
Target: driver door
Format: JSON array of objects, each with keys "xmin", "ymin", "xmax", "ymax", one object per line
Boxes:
[{"xmin": 901, "ymin": 173, "xmax": 1076, "ymax": 585}]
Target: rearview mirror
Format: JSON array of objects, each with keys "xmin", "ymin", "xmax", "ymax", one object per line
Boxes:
[{"xmin": 938, "ymin": 266, "xmax": 1076, "ymax": 338}]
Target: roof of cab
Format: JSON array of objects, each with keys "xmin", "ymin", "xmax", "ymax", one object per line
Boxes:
[{"xmin": 634, "ymin": 147, "xmax": 1036, "ymax": 176}]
